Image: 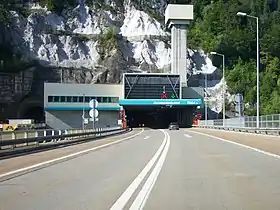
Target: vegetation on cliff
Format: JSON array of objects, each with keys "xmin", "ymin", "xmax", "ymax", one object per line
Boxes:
[{"xmin": 187, "ymin": 0, "xmax": 280, "ymax": 115}]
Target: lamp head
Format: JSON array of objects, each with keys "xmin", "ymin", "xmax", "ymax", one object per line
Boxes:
[{"xmin": 237, "ymin": 12, "xmax": 247, "ymax": 16}]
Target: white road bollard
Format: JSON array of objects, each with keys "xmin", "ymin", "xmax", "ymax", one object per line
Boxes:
[
  {"xmin": 58, "ymin": 130, "xmax": 61, "ymax": 141},
  {"xmin": 43, "ymin": 130, "xmax": 47, "ymax": 143},
  {"xmin": 24, "ymin": 132, "xmax": 28, "ymax": 146},
  {"xmin": 35, "ymin": 131, "xmax": 39, "ymax": 146},
  {"xmin": 64, "ymin": 130, "xmax": 68, "ymax": 140},
  {"xmin": 12, "ymin": 133, "xmax": 16, "ymax": 149},
  {"xmin": 51, "ymin": 130, "xmax": 54, "ymax": 142},
  {"xmin": 69, "ymin": 130, "xmax": 72, "ymax": 140}
]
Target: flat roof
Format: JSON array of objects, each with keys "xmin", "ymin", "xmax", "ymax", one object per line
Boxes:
[
  {"xmin": 165, "ymin": 4, "xmax": 194, "ymax": 25},
  {"xmin": 123, "ymin": 73, "xmax": 180, "ymax": 76},
  {"xmin": 119, "ymin": 99, "xmax": 202, "ymax": 106},
  {"xmin": 44, "ymin": 82, "xmax": 122, "ymax": 86}
]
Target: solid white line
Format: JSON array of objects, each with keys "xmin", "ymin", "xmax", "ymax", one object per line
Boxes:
[
  {"xmin": 109, "ymin": 129, "xmax": 167, "ymax": 210},
  {"xmin": 184, "ymin": 134, "xmax": 192, "ymax": 138},
  {"xmin": 144, "ymin": 136, "xmax": 150, "ymax": 140},
  {"xmin": 197, "ymin": 128, "xmax": 280, "ymax": 138},
  {"xmin": 130, "ymin": 130, "xmax": 170, "ymax": 210},
  {"xmin": 0, "ymin": 129, "xmax": 145, "ymax": 180},
  {"xmin": 188, "ymin": 130, "xmax": 280, "ymax": 159}
]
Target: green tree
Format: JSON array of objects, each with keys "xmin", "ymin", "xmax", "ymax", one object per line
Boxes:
[{"xmin": 188, "ymin": 0, "xmax": 280, "ymax": 115}]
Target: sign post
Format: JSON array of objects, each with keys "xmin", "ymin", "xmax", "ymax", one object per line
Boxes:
[
  {"xmin": 82, "ymin": 94, "xmax": 85, "ymax": 130},
  {"xmin": 235, "ymin": 93, "xmax": 244, "ymax": 119},
  {"xmin": 89, "ymin": 99, "xmax": 99, "ymax": 129}
]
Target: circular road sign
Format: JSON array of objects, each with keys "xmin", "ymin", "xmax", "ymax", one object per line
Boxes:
[
  {"xmin": 89, "ymin": 109, "xmax": 99, "ymax": 118},
  {"xmin": 89, "ymin": 99, "xmax": 98, "ymax": 108}
]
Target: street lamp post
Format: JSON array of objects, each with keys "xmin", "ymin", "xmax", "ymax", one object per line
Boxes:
[
  {"xmin": 205, "ymin": 73, "xmax": 208, "ymax": 125},
  {"xmin": 237, "ymin": 12, "xmax": 260, "ymax": 128},
  {"xmin": 210, "ymin": 52, "xmax": 226, "ymax": 127}
]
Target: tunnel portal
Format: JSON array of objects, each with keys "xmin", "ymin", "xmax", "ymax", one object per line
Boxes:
[
  {"xmin": 124, "ymin": 105, "xmax": 195, "ymax": 129},
  {"xmin": 121, "ymin": 73, "xmax": 202, "ymax": 129},
  {"xmin": 20, "ymin": 106, "xmax": 45, "ymax": 123}
]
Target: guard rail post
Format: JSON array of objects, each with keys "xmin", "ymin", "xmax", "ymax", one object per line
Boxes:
[
  {"xmin": 64, "ymin": 130, "xmax": 68, "ymax": 140},
  {"xmin": 58, "ymin": 130, "xmax": 62, "ymax": 141},
  {"xmin": 35, "ymin": 131, "xmax": 39, "ymax": 146},
  {"xmin": 43, "ymin": 130, "xmax": 47, "ymax": 143}
]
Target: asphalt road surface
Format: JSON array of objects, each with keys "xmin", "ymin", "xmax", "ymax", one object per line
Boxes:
[{"xmin": 1, "ymin": 128, "xmax": 280, "ymax": 210}]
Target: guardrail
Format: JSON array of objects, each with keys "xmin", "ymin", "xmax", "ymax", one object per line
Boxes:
[
  {"xmin": 0, "ymin": 128, "xmax": 110, "ymax": 141},
  {"xmin": 198, "ymin": 114, "xmax": 280, "ymax": 129},
  {"xmin": 0, "ymin": 127, "xmax": 129, "ymax": 157},
  {"xmin": 196, "ymin": 125, "xmax": 280, "ymax": 136}
]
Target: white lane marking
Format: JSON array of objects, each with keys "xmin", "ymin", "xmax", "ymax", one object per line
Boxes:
[
  {"xmin": 188, "ymin": 130, "xmax": 280, "ymax": 159},
  {"xmin": 0, "ymin": 129, "xmax": 145, "ymax": 180},
  {"xmin": 199, "ymin": 128, "xmax": 280, "ymax": 138},
  {"xmin": 130, "ymin": 130, "xmax": 170, "ymax": 210},
  {"xmin": 184, "ymin": 134, "xmax": 192, "ymax": 138},
  {"xmin": 144, "ymin": 136, "xmax": 150, "ymax": 140},
  {"xmin": 109, "ymin": 129, "xmax": 167, "ymax": 210}
]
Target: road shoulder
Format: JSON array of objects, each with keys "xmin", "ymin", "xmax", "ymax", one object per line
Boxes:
[
  {"xmin": 0, "ymin": 129, "xmax": 143, "ymax": 178},
  {"xmin": 188, "ymin": 128, "xmax": 280, "ymax": 156}
]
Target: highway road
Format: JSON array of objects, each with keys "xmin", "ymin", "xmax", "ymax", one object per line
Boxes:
[{"xmin": 1, "ymin": 128, "xmax": 280, "ymax": 209}]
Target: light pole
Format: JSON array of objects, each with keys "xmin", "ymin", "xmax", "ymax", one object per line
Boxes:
[
  {"xmin": 82, "ymin": 93, "xmax": 85, "ymax": 130},
  {"xmin": 200, "ymin": 72, "xmax": 209, "ymax": 125},
  {"xmin": 237, "ymin": 12, "xmax": 260, "ymax": 128},
  {"xmin": 210, "ymin": 51, "xmax": 226, "ymax": 127},
  {"xmin": 205, "ymin": 73, "xmax": 208, "ymax": 125}
]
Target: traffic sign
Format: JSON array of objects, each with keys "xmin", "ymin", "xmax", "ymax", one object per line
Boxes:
[
  {"xmin": 161, "ymin": 93, "xmax": 167, "ymax": 99},
  {"xmin": 89, "ymin": 99, "xmax": 98, "ymax": 108},
  {"xmin": 89, "ymin": 109, "xmax": 99, "ymax": 118},
  {"xmin": 235, "ymin": 93, "xmax": 243, "ymax": 103}
]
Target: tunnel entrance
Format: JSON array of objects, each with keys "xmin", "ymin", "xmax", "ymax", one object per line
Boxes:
[
  {"xmin": 20, "ymin": 106, "xmax": 45, "ymax": 123},
  {"xmin": 124, "ymin": 106, "xmax": 195, "ymax": 129},
  {"xmin": 121, "ymin": 73, "xmax": 202, "ymax": 129}
]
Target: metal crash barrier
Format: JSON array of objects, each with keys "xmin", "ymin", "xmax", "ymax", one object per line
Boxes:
[
  {"xmin": 195, "ymin": 125, "xmax": 280, "ymax": 136},
  {"xmin": 0, "ymin": 127, "xmax": 130, "ymax": 156}
]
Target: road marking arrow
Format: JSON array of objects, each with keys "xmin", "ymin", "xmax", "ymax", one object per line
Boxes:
[{"xmin": 184, "ymin": 134, "xmax": 192, "ymax": 138}]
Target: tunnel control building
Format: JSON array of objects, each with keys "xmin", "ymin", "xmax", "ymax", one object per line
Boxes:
[
  {"xmin": 44, "ymin": 73, "xmax": 203, "ymax": 130},
  {"xmin": 44, "ymin": 83, "xmax": 123, "ymax": 129}
]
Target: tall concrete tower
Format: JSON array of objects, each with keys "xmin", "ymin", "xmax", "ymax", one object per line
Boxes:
[{"xmin": 165, "ymin": 4, "xmax": 193, "ymax": 86}]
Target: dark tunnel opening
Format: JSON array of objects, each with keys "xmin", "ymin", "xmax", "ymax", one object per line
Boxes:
[
  {"xmin": 20, "ymin": 106, "xmax": 45, "ymax": 123},
  {"xmin": 124, "ymin": 106, "xmax": 195, "ymax": 129}
]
